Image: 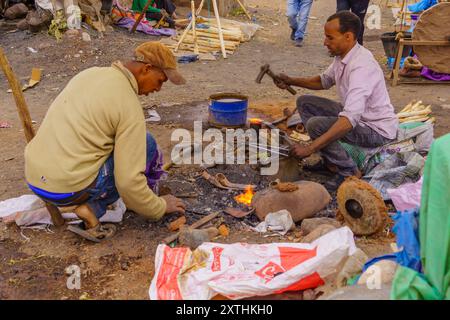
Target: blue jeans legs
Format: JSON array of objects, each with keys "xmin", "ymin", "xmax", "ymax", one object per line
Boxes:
[{"xmin": 287, "ymin": 0, "xmax": 313, "ymax": 41}]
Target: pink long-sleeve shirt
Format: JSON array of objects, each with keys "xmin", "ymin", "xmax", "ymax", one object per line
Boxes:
[{"xmin": 320, "ymin": 43, "xmax": 398, "ymax": 139}]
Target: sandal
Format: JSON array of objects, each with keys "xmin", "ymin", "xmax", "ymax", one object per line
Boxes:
[{"xmin": 67, "ymin": 223, "xmax": 117, "ymax": 243}]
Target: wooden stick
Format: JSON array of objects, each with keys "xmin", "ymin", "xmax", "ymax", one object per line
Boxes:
[
  {"xmin": 211, "ymin": 0, "xmax": 227, "ymax": 58},
  {"xmin": 0, "ymin": 48, "xmax": 35, "ymax": 141},
  {"xmin": 155, "ymin": 11, "xmax": 168, "ymax": 29},
  {"xmin": 174, "ymin": 0, "xmax": 205, "ymax": 52},
  {"xmin": 399, "ymin": 0, "xmax": 407, "ymax": 32},
  {"xmin": 163, "ymin": 211, "xmax": 219, "ymax": 244},
  {"xmin": 400, "ymin": 116, "xmax": 430, "ymax": 124},
  {"xmin": 397, "ymin": 107, "xmax": 431, "ymax": 118},
  {"xmin": 130, "ymin": 0, "xmax": 153, "ymax": 34},
  {"xmin": 235, "ymin": 0, "xmax": 252, "ymax": 20},
  {"xmin": 191, "ymin": 0, "xmax": 199, "ymax": 54},
  {"xmin": 0, "ymin": 47, "xmax": 65, "ymax": 227}
]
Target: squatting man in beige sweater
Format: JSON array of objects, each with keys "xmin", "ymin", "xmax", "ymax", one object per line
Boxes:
[{"xmin": 25, "ymin": 42, "xmax": 186, "ymax": 242}]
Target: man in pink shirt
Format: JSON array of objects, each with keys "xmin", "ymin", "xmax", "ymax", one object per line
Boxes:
[{"xmin": 275, "ymin": 11, "xmax": 398, "ymax": 191}]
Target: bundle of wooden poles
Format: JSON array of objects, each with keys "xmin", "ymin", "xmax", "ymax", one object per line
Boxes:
[
  {"xmin": 162, "ymin": 0, "xmax": 256, "ymax": 58},
  {"xmin": 166, "ymin": 18, "xmax": 247, "ymax": 55},
  {"xmin": 397, "ymin": 100, "xmax": 435, "ymax": 124}
]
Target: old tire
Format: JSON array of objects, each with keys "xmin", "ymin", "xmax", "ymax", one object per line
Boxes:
[{"xmin": 337, "ymin": 177, "xmax": 388, "ymax": 236}]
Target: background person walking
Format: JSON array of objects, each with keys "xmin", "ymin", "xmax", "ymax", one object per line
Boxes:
[
  {"xmin": 336, "ymin": 0, "xmax": 370, "ymax": 45},
  {"xmin": 287, "ymin": 0, "xmax": 314, "ymax": 47}
]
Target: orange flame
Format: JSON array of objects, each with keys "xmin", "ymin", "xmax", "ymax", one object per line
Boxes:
[
  {"xmin": 234, "ymin": 185, "xmax": 255, "ymax": 206},
  {"xmin": 249, "ymin": 118, "xmax": 263, "ymax": 125}
]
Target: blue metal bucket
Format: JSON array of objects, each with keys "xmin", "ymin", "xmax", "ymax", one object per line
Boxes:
[{"xmin": 208, "ymin": 93, "xmax": 248, "ymax": 128}]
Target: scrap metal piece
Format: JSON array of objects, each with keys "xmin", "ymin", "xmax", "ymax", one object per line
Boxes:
[
  {"xmin": 224, "ymin": 207, "xmax": 255, "ymax": 218},
  {"xmin": 337, "ymin": 177, "xmax": 389, "ymax": 236}
]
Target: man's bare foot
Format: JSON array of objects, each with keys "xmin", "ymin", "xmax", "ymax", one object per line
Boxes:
[{"xmin": 74, "ymin": 204, "xmax": 99, "ymax": 229}]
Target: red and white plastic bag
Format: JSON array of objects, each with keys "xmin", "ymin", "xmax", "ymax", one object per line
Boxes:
[{"xmin": 149, "ymin": 227, "xmax": 356, "ymax": 300}]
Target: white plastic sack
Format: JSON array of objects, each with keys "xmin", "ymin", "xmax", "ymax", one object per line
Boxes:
[
  {"xmin": 0, "ymin": 194, "xmax": 43, "ymax": 218},
  {"xmin": 0, "ymin": 194, "xmax": 126, "ymax": 226},
  {"xmin": 149, "ymin": 227, "xmax": 357, "ymax": 300}
]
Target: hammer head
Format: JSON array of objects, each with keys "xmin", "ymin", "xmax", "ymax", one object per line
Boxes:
[{"xmin": 255, "ymin": 64, "xmax": 270, "ymax": 84}]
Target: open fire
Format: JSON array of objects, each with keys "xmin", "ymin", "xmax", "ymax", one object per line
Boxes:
[
  {"xmin": 249, "ymin": 118, "xmax": 263, "ymax": 125},
  {"xmin": 234, "ymin": 185, "xmax": 255, "ymax": 206}
]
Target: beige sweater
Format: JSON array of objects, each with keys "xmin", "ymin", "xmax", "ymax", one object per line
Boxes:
[{"xmin": 25, "ymin": 62, "xmax": 166, "ymax": 220}]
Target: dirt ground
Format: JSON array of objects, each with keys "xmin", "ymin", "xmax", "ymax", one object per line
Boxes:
[{"xmin": 0, "ymin": 0, "xmax": 449, "ymax": 300}]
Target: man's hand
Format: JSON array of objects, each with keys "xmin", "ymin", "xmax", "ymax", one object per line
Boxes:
[
  {"xmin": 161, "ymin": 195, "xmax": 186, "ymax": 214},
  {"xmin": 290, "ymin": 144, "xmax": 314, "ymax": 159},
  {"xmin": 273, "ymin": 73, "xmax": 291, "ymax": 90}
]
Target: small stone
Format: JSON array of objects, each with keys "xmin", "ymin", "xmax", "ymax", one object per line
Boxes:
[
  {"xmin": 300, "ymin": 218, "xmax": 341, "ymax": 236},
  {"xmin": 120, "ymin": 262, "xmax": 129, "ymax": 271},
  {"xmin": 357, "ymin": 260, "xmax": 398, "ymax": 286},
  {"xmin": 81, "ymin": 32, "xmax": 91, "ymax": 42},
  {"xmin": 74, "ymin": 54, "xmax": 80, "ymax": 58},
  {"xmin": 65, "ymin": 29, "xmax": 80, "ymax": 39},
  {"xmin": 302, "ymin": 224, "xmax": 336, "ymax": 243},
  {"xmin": 179, "ymin": 227, "xmax": 219, "ymax": 250},
  {"xmin": 303, "ymin": 289, "xmax": 316, "ymax": 300}
]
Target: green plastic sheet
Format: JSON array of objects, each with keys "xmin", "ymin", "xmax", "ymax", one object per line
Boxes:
[{"xmin": 391, "ymin": 133, "xmax": 450, "ymax": 300}]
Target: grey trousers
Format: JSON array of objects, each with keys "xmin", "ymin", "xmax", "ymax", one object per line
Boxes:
[{"xmin": 297, "ymin": 95, "xmax": 392, "ymax": 176}]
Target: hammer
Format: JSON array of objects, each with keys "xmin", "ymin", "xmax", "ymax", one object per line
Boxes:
[{"xmin": 256, "ymin": 64, "xmax": 297, "ymax": 95}]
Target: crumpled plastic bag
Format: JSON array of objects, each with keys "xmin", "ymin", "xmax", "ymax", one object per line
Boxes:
[
  {"xmin": 387, "ymin": 177, "xmax": 423, "ymax": 211},
  {"xmin": 149, "ymin": 227, "xmax": 357, "ymax": 300},
  {"xmin": 364, "ymin": 151, "xmax": 425, "ymax": 200},
  {"xmin": 251, "ymin": 209, "xmax": 294, "ymax": 235}
]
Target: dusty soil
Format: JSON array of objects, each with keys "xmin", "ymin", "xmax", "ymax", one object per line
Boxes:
[{"xmin": 0, "ymin": 0, "xmax": 448, "ymax": 299}]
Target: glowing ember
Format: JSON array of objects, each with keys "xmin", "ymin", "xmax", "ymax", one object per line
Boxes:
[
  {"xmin": 249, "ymin": 118, "xmax": 263, "ymax": 125},
  {"xmin": 234, "ymin": 185, "xmax": 255, "ymax": 206}
]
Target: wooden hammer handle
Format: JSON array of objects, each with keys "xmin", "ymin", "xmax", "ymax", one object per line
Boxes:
[{"xmin": 267, "ymin": 69, "xmax": 297, "ymax": 95}]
